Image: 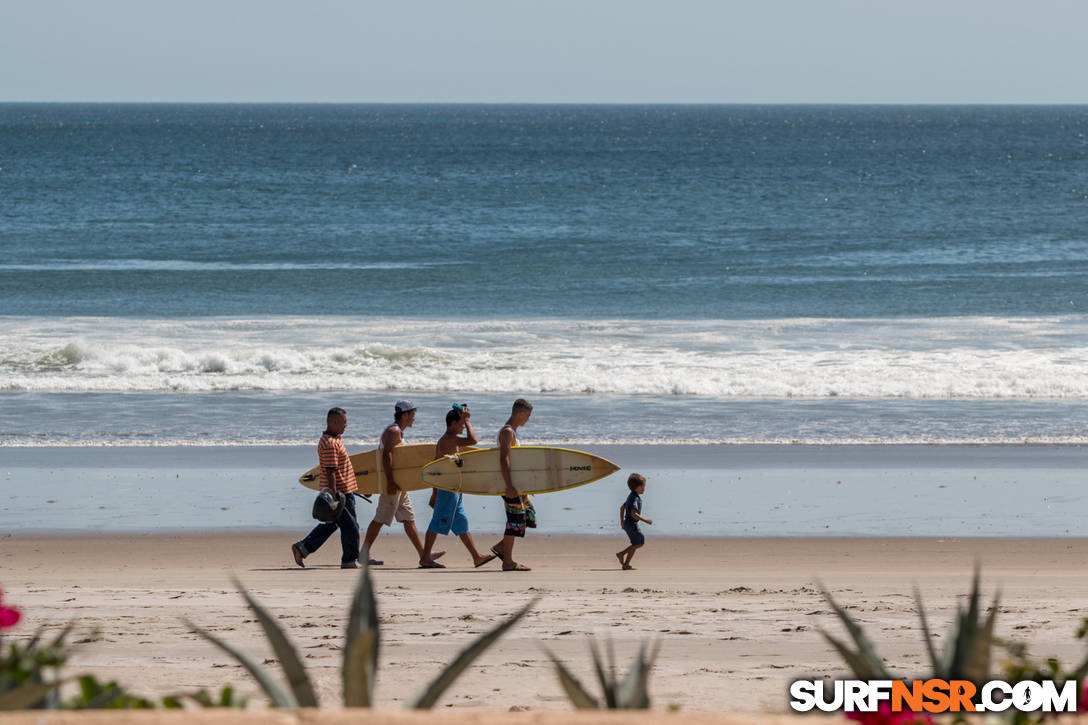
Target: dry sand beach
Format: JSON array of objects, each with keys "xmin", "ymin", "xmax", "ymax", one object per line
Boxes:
[{"xmin": 3, "ymin": 533, "xmax": 1087, "ymax": 713}]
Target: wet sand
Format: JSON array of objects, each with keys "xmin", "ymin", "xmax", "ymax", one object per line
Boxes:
[{"xmin": 3, "ymin": 444, "xmax": 1087, "ymax": 536}]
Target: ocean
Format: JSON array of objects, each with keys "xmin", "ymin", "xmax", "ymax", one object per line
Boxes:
[
  {"xmin": 2, "ymin": 104, "xmax": 1086, "ymax": 535},
  {"xmin": 2, "ymin": 103, "xmax": 1087, "ymax": 447}
]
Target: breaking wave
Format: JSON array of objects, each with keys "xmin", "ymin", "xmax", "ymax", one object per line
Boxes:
[{"xmin": 2, "ymin": 315, "xmax": 1087, "ymax": 399}]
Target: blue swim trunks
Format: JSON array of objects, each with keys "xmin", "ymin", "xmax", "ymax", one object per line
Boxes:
[
  {"xmin": 623, "ymin": 521, "xmax": 645, "ymax": 546},
  {"xmin": 427, "ymin": 490, "xmax": 470, "ymax": 536}
]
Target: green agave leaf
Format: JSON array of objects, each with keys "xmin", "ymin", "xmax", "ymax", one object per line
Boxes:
[
  {"xmin": 614, "ymin": 639, "xmax": 661, "ymax": 710},
  {"xmin": 588, "ymin": 637, "xmax": 616, "ymax": 708},
  {"xmin": 542, "ymin": 646, "xmax": 600, "ymax": 709},
  {"xmin": 914, "ymin": 586, "xmax": 942, "ymax": 677},
  {"xmin": 963, "ymin": 592, "xmax": 1000, "ymax": 683},
  {"xmin": 232, "ymin": 576, "xmax": 318, "ymax": 707},
  {"xmin": 409, "ymin": 599, "xmax": 536, "ymax": 710},
  {"xmin": 344, "ymin": 630, "xmax": 376, "ymax": 708},
  {"xmin": 819, "ymin": 583, "xmax": 891, "ymax": 680},
  {"xmin": 950, "ymin": 570, "xmax": 981, "ymax": 679},
  {"xmin": 947, "ymin": 566, "xmax": 990, "ymax": 682},
  {"xmin": 820, "ymin": 630, "xmax": 888, "ymax": 680},
  {"xmin": 184, "ymin": 618, "xmax": 298, "ymax": 709},
  {"xmin": 343, "ymin": 559, "xmax": 380, "ymax": 708},
  {"xmin": 0, "ymin": 680, "xmax": 59, "ymax": 710}
]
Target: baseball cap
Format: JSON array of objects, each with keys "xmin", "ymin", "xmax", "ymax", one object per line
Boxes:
[{"xmin": 395, "ymin": 399, "xmax": 416, "ymax": 414}]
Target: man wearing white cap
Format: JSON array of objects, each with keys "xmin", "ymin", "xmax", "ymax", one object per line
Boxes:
[{"xmin": 361, "ymin": 400, "xmax": 445, "ymax": 567}]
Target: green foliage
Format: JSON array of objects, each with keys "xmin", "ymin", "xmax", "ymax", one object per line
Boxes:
[
  {"xmin": 162, "ymin": 686, "xmax": 249, "ymax": 709},
  {"xmin": 187, "ymin": 558, "xmax": 534, "ymax": 709},
  {"xmin": 1, "ymin": 625, "xmax": 157, "ymax": 710},
  {"xmin": 342, "ymin": 555, "xmax": 380, "ymax": 707},
  {"xmin": 1000, "ymin": 617, "xmax": 1088, "ymax": 725},
  {"xmin": 819, "ymin": 564, "xmax": 1000, "ymax": 683},
  {"xmin": 61, "ymin": 675, "xmax": 156, "ymax": 709},
  {"xmin": 543, "ymin": 637, "xmax": 661, "ymax": 710},
  {"xmin": 0, "ymin": 624, "xmax": 72, "ymax": 709}
]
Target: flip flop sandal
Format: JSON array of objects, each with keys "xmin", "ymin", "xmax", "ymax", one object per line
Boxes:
[{"xmin": 502, "ymin": 563, "xmax": 531, "ymax": 572}]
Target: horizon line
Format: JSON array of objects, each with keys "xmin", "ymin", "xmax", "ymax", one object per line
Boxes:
[{"xmin": 3, "ymin": 100, "xmax": 1088, "ymax": 107}]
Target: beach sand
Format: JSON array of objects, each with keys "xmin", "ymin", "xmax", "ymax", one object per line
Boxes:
[{"xmin": 3, "ymin": 534, "xmax": 1087, "ymax": 713}]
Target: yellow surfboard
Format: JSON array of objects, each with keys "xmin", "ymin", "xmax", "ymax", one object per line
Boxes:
[
  {"xmin": 420, "ymin": 446, "xmax": 621, "ymax": 496},
  {"xmin": 298, "ymin": 443, "xmax": 477, "ymax": 496}
]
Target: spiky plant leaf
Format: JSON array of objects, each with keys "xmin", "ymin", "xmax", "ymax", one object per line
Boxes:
[
  {"xmin": 409, "ymin": 599, "xmax": 536, "ymax": 710},
  {"xmin": 945, "ymin": 566, "xmax": 997, "ymax": 683},
  {"xmin": 232, "ymin": 576, "xmax": 318, "ymax": 707},
  {"xmin": 184, "ymin": 618, "xmax": 298, "ymax": 708},
  {"xmin": 963, "ymin": 592, "xmax": 1000, "ymax": 683},
  {"xmin": 588, "ymin": 637, "xmax": 616, "ymax": 708},
  {"xmin": 0, "ymin": 681, "xmax": 59, "ymax": 710},
  {"xmin": 542, "ymin": 647, "xmax": 600, "ymax": 709},
  {"xmin": 614, "ymin": 639, "xmax": 661, "ymax": 709},
  {"xmin": 343, "ymin": 559, "xmax": 380, "ymax": 708},
  {"xmin": 344, "ymin": 630, "xmax": 376, "ymax": 708},
  {"xmin": 914, "ymin": 586, "xmax": 942, "ymax": 676},
  {"xmin": 819, "ymin": 583, "xmax": 892, "ymax": 680},
  {"xmin": 820, "ymin": 631, "xmax": 888, "ymax": 680},
  {"xmin": 946, "ymin": 568, "xmax": 981, "ymax": 680}
]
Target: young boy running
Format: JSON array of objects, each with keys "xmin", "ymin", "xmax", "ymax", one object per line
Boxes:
[{"xmin": 616, "ymin": 473, "xmax": 652, "ymax": 570}]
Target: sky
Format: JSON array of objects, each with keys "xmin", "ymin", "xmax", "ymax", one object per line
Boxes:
[{"xmin": 2, "ymin": 0, "xmax": 1087, "ymax": 104}]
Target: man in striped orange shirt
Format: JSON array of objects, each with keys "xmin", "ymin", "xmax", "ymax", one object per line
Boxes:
[{"xmin": 291, "ymin": 407, "xmax": 361, "ymax": 568}]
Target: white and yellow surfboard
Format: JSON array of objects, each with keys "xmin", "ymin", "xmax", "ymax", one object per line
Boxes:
[{"xmin": 421, "ymin": 446, "xmax": 621, "ymax": 496}]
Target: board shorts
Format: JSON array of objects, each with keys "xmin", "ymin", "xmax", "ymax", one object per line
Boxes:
[
  {"xmin": 623, "ymin": 521, "xmax": 645, "ymax": 546},
  {"xmin": 502, "ymin": 495, "xmax": 536, "ymax": 538},
  {"xmin": 373, "ymin": 490, "xmax": 414, "ymax": 526},
  {"xmin": 427, "ymin": 490, "xmax": 469, "ymax": 536}
]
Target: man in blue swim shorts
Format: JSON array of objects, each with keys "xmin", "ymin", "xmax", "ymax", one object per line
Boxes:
[{"xmin": 421, "ymin": 405, "xmax": 500, "ymax": 569}]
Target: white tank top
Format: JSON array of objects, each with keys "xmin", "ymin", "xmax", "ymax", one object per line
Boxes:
[
  {"xmin": 379, "ymin": 423, "xmax": 405, "ymax": 452},
  {"xmin": 499, "ymin": 423, "xmax": 518, "ymax": 446}
]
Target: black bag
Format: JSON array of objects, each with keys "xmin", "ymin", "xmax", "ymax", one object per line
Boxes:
[{"xmin": 312, "ymin": 490, "xmax": 346, "ymax": 523}]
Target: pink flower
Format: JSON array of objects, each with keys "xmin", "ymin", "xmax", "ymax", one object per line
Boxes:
[
  {"xmin": 1078, "ymin": 681, "xmax": 1087, "ymax": 713},
  {"xmin": 847, "ymin": 701, "xmax": 934, "ymax": 725},
  {"xmin": 0, "ymin": 589, "xmax": 21, "ymax": 629}
]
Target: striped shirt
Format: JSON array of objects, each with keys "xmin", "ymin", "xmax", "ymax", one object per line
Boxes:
[{"xmin": 318, "ymin": 432, "xmax": 357, "ymax": 494}]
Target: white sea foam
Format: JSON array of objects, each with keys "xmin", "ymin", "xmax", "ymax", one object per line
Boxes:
[{"xmin": 2, "ymin": 315, "xmax": 1087, "ymax": 398}]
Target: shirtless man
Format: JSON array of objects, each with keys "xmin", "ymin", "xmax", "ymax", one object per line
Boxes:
[
  {"xmin": 490, "ymin": 398, "xmax": 534, "ymax": 572},
  {"xmin": 420, "ymin": 405, "xmax": 499, "ymax": 568},
  {"xmin": 360, "ymin": 400, "xmax": 444, "ymax": 567}
]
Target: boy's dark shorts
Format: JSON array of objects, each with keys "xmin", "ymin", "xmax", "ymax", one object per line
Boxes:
[
  {"xmin": 502, "ymin": 495, "xmax": 536, "ymax": 537},
  {"xmin": 623, "ymin": 521, "xmax": 645, "ymax": 546}
]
